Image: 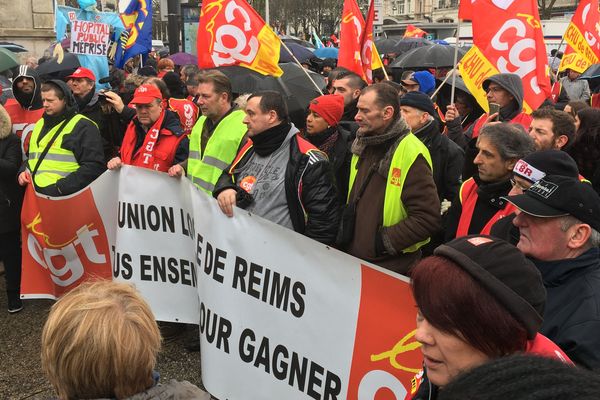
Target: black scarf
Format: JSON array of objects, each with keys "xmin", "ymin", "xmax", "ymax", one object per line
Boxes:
[
  {"xmin": 252, "ymin": 122, "xmax": 291, "ymax": 156},
  {"xmin": 304, "ymin": 126, "xmax": 339, "ymax": 154},
  {"xmin": 499, "ymin": 100, "xmax": 520, "ymax": 122},
  {"xmin": 75, "ymin": 89, "xmax": 95, "ymax": 112}
]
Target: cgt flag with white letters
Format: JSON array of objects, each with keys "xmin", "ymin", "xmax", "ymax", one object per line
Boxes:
[{"xmin": 21, "ymin": 166, "xmax": 423, "ymax": 399}]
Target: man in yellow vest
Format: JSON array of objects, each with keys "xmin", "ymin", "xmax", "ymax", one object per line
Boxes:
[
  {"xmin": 17, "ymin": 80, "xmax": 105, "ymax": 196},
  {"xmin": 168, "ymin": 71, "xmax": 246, "ymax": 195},
  {"xmin": 341, "ymin": 83, "xmax": 441, "ymax": 275}
]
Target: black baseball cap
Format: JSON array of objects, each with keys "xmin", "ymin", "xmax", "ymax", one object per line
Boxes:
[{"xmin": 503, "ymin": 175, "xmax": 600, "ymax": 231}]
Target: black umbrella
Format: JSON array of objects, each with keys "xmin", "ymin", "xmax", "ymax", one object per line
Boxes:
[
  {"xmin": 280, "ymin": 35, "xmax": 316, "ymax": 49},
  {"xmin": 390, "ymin": 44, "xmax": 467, "ymax": 69},
  {"xmin": 392, "ymin": 37, "xmax": 433, "ymax": 54},
  {"xmin": 374, "ymin": 38, "xmax": 400, "ymax": 54},
  {"xmin": 280, "ymin": 42, "xmax": 315, "ymax": 63},
  {"xmin": 219, "ymin": 63, "xmax": 325, "ymax": 129},
  {"xmin": 37, "ymin": 53, "xmax": 81, "ymax": 81}
]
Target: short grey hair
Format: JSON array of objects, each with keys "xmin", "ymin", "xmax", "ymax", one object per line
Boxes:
[
  {"xmin": 478, "ymin": 123, "xmax": 535, "ymax": 161},
  {"xmin": 559, "ymin": 216, "xmax": 600, "ymax": 249}
]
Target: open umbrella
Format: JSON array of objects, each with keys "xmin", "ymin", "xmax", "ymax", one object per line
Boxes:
[
  {"xmin": 37, "ymin": 53, "xmax": 81, "ymax": 80},
  {"xmin": 374, "ymin": 38, "xmax": 400, "ymax": 54},
  {"xmin": 314, "ymin": 47, "xmax": 339, "ymax": 59},
  {"xmin": 168, "ymin": 52, "xmax": 197, "ymax": 66},
  {"xmin": 0, "ymin": 48, "xmax": 20, "ymax": 73},
  {"xmin": 579, "ymin": 63, "xmax": 600, "ymax": 80},
  {"xmin": 390, "ymin": 44, "xmax": 467, "ymax": 69},
  {"xmin": 392, "ymin": 37, "xmax": 433, "ymax": 54},
  {"xmin": 0, "ymin": 42, "xmax": 28, "ymax": 53},
  {"xmin": 280, "ymin": 42, "xmax": 314, "ymax": 63},
  {"xmin": 218, "ymin": 63, "xmax": 325, "ymax": 129},
  {"xmin": 280, "ymin": 35, "xmax": 316, "ymax": 49}
]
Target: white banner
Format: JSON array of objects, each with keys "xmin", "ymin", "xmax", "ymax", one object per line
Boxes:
[
  {"xmin": 22, "ymin": 166, "xmax": 423, "ymax": 400},
  {"xmin": 70, "ymin": 19, "xmax": 111, "ymax": 56}
]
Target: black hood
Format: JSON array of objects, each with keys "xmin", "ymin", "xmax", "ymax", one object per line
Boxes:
[
  {"xmin": 12, "ymin": 65, "xmax": 43, "ymax": 110},
  {"xmin": 482, "ymin": 73, "xmax": 524, "ymax": 112},
  {"xmin": 42, "ymin": 79, "xmax": 78, "ymax": 121}
]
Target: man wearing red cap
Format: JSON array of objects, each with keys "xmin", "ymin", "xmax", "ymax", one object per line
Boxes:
[
  {"xmin": 66, "ymin": 67, "xmax": 126, "ymax": 162},
  {"xmin": 305, "ymin": 94, "xmax": 352, "ymax": 202},
  {"xmin": 107, "ymin": 84, "xmax": 188, "ymax": 172}
]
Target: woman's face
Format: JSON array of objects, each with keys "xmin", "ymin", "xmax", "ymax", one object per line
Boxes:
[
  {"xmin": 306, "ymin": 110, "xmax": 329, "ymax": 135},
  {"xmin": 574, "ymin": 114, "xmax": 581, "ymax": 132},
  {"xmin": 415, "ymin": 310, "xmax": 490, "ymax": 387}
]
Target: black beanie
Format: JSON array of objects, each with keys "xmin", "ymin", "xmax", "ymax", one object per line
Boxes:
[
  {"xmin": 513, "ymin": 149, "xmax": 579, "ymax": 183},
  {"xmin": 399, "ymin": 91, "xmax": 436, "ymax": 117},
  {"xmin": 434, "ymin": 235, "xmax": 546, "ymax": 339}
]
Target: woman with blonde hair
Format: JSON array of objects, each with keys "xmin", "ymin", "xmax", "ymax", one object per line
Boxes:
[{"xmin": 41, "ymin": 280, "xmax": 209, "ymax": 399}]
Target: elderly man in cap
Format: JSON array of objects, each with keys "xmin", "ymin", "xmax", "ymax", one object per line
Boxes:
[
  {"xmin": 66, "ymin": 67, "xmax": 124, "ymax": 162},
  {"xmin": 490, "ymin": 150, "xmax": 581, "ymax": 244},
  {"xmin": 107, "ymin": 84, "xmax": 188, "ymax": 172},
  {"xmin": 400, "ymin": 91, "xmax": 464, "ymax": 205},
  {"xmin": 17, "ymin": 80, "xmax": 105, "ymax": 196},
  {"xmin": 504, "ymin": 175, "xmax": 600, "ymax": 370}
]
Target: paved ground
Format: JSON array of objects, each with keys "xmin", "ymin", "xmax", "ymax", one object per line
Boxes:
[{"xmin": 0, "ymin": 269, "xmax": 204, "ymax": 399}]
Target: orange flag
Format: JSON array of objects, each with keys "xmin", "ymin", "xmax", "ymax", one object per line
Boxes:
[
  {"xmin": 197, "ymin": 0, "xmax": 283, "ymax": 77},
  {"xmin": 403, "ymin": 24, "xmax": 427, "ymax": 38},
  {"xmin": 338, "ymin": 0, "xmax": 382, "ymax": 83},
  {"xmin": 457, "ymin": 0, "xmax": 551, "ymax": 113}
]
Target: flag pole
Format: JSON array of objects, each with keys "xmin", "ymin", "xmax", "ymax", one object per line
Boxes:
[
  {"xmin": 450, "ymin": 17, "xmax": 462, "ymax": 104},
  {"xmin": 279, "ymin": 40, "xmax": 324, "ymax": 93},
  {"xmin": 430, "ymin": 68, "xmax": 454, "ymax": 99},
  {"xmin": 549, "ymin": 36, "xmax": 566, "ymax": 81}
]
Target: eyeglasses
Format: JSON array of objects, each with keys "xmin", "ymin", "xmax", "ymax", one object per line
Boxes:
[
  {"xmin": 486, "ymin": 86, "xmax": 505, "ymax": 94},
  {"xmin": 510, "ymin": 178, "xmax": 531, "ymax": 191}
]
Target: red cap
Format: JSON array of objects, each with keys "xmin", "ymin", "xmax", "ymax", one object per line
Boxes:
[
  {"xmin": 309, "ymin": 94, "xmax": 344, "ymax": 126},
  {"xmin": 130, "ymin": 84, "xmax": 163, "ymax": 105},
  {"xmin": 66, "ymin": 67, "xmax": 96, "ymax": 81}
]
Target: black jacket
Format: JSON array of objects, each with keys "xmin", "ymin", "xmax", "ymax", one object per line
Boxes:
[
  {"xmin": 0, "ymin": 106, "xmax": 24, "ymax": 233},
  {"xmin": 444, "ymin": 175, "xmax": 512, "ymax": 242},
  {"xmin": 214, "ymin": 125, "xmax": 340, "ymax": 245},
  {"xmin": 24, "ymin": 80, "xmax": 106, "ymax": 197},
  {"xmin": 76, "ymin": 89, "xmax": 127, "ymax": 162},
  {"xmin": 304, "ymin": 125, "xmax": 352, "ymax": 205},
  {"xmin": 535, "ymin": 247, "xmax": 600, "ymax": 370},
  {"xmin": 414, "ymin": 119, "xmax": 464, "ymax": 202}
]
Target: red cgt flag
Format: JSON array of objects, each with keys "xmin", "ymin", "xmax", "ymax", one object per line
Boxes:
[
  {"xmin": 339, "ymin": 0, "xmax": 366, "ymax": 79},
  {"xmin": 197, "ymin": 0, "xmax": 283, "ymax": 77},
  {"xmin": 458, "ymin": 0, "xmax": 551, "ymax": 113},
  {"xmin": 338, "ymin": 0, "xmax": 382, "ymax": 83},
  {"xmin": 403, "ymin": 24, "xmax": 427, "ymax": 38},
  {"xmin": 562, "ymin": 0, "xmax": 600, "ymax": 66}
]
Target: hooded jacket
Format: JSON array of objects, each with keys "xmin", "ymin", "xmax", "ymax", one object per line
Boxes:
[
  {"xmin": 11, "ymin": 65, "xmax": 43, "ymax": 111},
  {"xmin": 3, "ymin": 66, "xmax": 45, "ymax": 154},
  {"xmin": 461, "ymin": 73, "xmax": 532, "ymax": 179},
  {"xmin": 0, "ymin": 104, "xmax": 24, "ymax": 233},
  {"xmin": 24, "ymin": 79, "xmax": 105, "ymax": 197}
]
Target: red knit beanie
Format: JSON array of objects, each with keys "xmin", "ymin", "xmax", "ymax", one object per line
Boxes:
[{"xmin": 309, "ymin": 94, "xmax": 345, "ymax": 127}]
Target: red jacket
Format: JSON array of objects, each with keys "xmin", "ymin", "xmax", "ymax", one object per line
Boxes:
[
  {"xmin": 471, "ymin": 112, "xmax": 532, "ymax": 139},
  {"xmin": 120, "ymin": 110, "xmax": 186, "ymax": 172}
]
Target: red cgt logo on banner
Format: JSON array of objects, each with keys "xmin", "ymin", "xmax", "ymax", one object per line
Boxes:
[
  {"xmin": 20, "ymin": 186, "xmax": 112, "ymax": 299},
  {"xmin": 347, "ymin": 266, "xmax": 422, "ymax": 400}
]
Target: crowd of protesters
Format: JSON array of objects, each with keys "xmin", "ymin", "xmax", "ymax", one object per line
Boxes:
[{"xmin": 1, "ymin": 42, "xmax": 600, "ymax": 399}]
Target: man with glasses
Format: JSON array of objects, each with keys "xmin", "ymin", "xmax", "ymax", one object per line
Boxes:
[
  {"xmin": 445, "ymin": 123, "xmax": 534, "ymax": 240},
  {"xmin": 490, "ymin": 150, "xmax": 581, "ymax": 244},
  {"xmin": 107, "ymin": 84, "xmax": 188, "ymax": 172}
]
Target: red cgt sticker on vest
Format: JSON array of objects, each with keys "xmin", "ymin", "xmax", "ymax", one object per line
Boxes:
[
  {"xmin": 240, "ymin": 175, "xmax": 257, "ymax": 193},
  {"xmin": 390, "ymin": 167, "xmax": 402, "ymax": 187}
]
